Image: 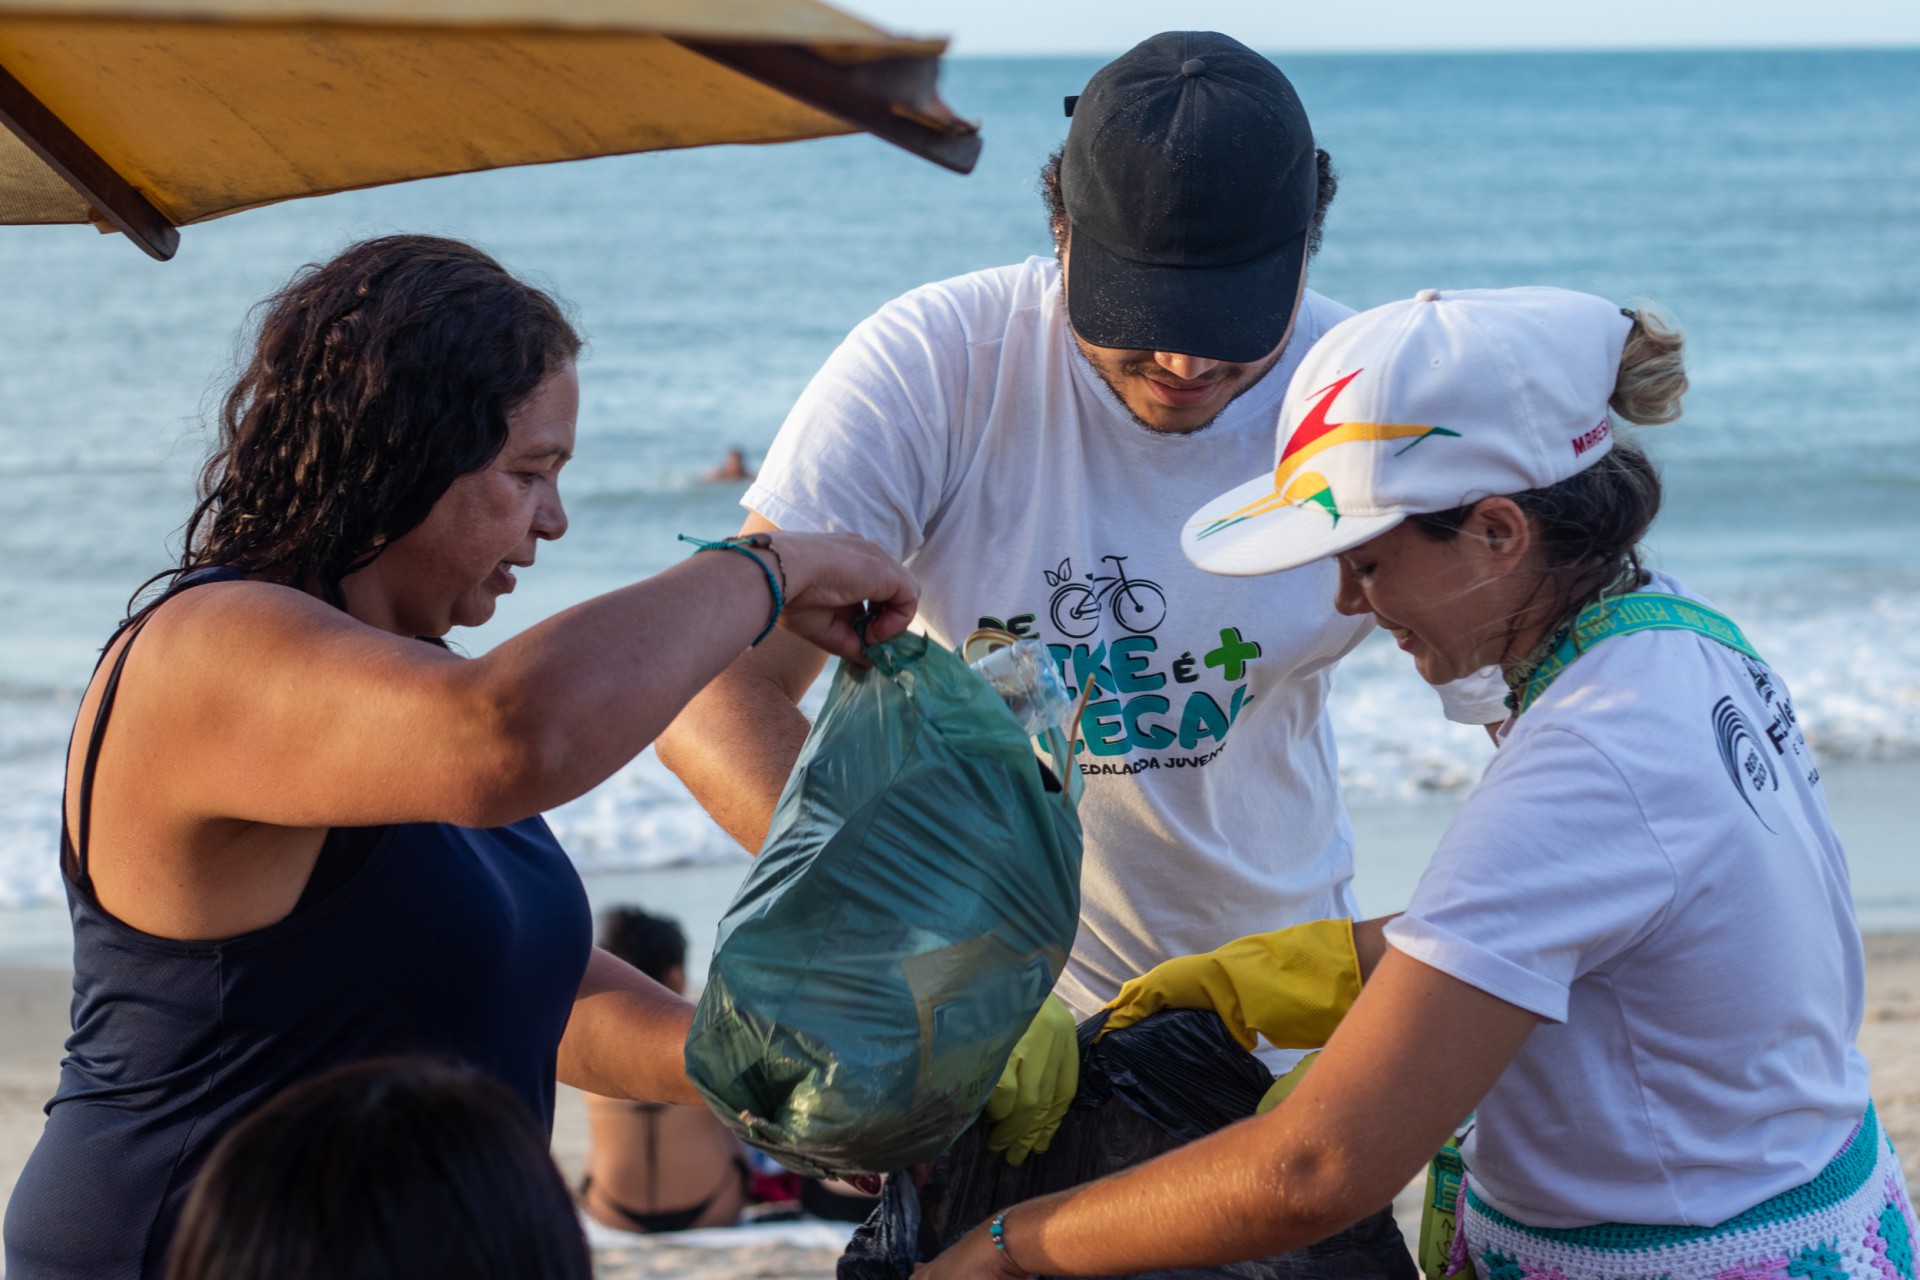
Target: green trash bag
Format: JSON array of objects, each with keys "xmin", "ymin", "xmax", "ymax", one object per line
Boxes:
[{"xmin": 684, "ymin": 631, "xmax": 1084, "ymax": 1178}]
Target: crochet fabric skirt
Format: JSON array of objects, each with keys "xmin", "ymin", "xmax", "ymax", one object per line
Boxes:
[{"xmin": 1456, "ymin": 1105, "xmax": 1916, "ymax": 1280}]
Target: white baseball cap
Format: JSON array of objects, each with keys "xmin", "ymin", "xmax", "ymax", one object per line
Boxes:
[{"xmin": 1182, "ymin": 286, "xmax": 1634, "ymax": 577}]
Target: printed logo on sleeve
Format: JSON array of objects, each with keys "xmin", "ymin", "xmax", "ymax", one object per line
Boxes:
[
  {"xmin": 1743, "ymin": 657, "xmax": 1820, "ymax": 789},
  {"xmin": 1711, "ymin": 696, "xmax": 1778, "ymax": 832}
]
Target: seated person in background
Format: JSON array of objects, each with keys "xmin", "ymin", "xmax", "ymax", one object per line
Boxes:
[
  {"xmin": 579, "ymin": 906, "xmax": 750, "ymax": 1233},
  {"xmin": 165, "ymin": 1057, "xmax": 589, "ymax": 1280}
]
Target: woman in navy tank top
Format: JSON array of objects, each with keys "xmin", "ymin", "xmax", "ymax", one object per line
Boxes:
[{"xmin": 1, "ymin": 235, "xmax": 919, "ymax": 1279}]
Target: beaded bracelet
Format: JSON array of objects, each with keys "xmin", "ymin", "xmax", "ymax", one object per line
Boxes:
[
  {"xmin": 989, "ymin": 1211, "xmax": 1022, "ymax": 1270},
  {"xmin": 678, "ymin": 534, "xmax": 783, "ymax": 647}
]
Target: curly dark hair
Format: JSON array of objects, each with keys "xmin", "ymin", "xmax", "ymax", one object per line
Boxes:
[
  {"xmin": 1039, "ymin": 143, "xmax": 1339, "ymax": 259},
  {"xmin": 135, "ymin": 234, "xmax": 581, "ymax": 618}
]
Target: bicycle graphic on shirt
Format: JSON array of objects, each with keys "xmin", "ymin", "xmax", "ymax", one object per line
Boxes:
[{"xmin": 1046, "ymin": 555, "xmax": 1168, "ymax": 639}]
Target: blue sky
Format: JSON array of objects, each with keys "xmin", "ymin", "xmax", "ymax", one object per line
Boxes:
[{"xmin": 845, "ymin": 0, "xmax": 1920, "ymax": 55}]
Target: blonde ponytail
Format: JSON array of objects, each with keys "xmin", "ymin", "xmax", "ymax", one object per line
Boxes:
[{"xmin": 1610, "ymin": 307, "xmax": 1687, "ymax": 425}]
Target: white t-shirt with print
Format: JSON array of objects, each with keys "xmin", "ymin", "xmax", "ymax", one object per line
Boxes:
[
  {"xmin": 1385, "ymin": 572, "xmax": 1870, "ymax": 1229},
  {"xmin": 747, "ymin": 256, "xmax": 1508, "ymax": 1024}
]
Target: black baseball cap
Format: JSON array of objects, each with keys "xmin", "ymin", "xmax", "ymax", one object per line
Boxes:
[{"xmin": 1062, "ymin": 32, "xmax": 1317, "ymax": 364}]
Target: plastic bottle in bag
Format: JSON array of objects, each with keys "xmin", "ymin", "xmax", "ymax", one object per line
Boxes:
[{"xmin": 968, "ymin": 636, "xmax": 1073, "ymax": 736}]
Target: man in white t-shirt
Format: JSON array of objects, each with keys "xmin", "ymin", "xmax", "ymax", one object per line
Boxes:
[{"xmin": 658, "ymin": 34, "xmax": 1501, "ymax": 1266}]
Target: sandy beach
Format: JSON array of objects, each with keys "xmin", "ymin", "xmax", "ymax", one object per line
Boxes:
[{"xmin": 1, "ymin": 931, "xmax": 1916, "ymax": 1277}]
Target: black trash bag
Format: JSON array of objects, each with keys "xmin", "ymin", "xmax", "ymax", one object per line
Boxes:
[
  {"xmin": 840, "ymin": 1009, "xmax": 1409, "ymax": 1280},
  {"xmin": 684, "ymin": 632, "xmax": 1083, "ymax": 1179}
]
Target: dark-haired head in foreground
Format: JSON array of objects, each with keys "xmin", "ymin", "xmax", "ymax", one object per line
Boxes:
[{"xmin": 164, "ymin": 1057, "xmax": 590, "ymax": 1280}]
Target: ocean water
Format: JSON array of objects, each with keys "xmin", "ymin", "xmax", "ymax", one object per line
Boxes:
[{"xmin": 1, "ymin": 49, "xmax": 1917, "ymax": 915}]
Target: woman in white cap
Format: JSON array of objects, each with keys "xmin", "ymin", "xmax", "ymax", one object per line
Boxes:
[{"xmin": 916, "ymin": 287, "xmax": 1915, "ymax": 1280}]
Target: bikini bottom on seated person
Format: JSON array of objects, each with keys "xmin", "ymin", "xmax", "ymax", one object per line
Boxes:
[{"xmin": 578, "ymin": 1101, "xmax": 750, "ymax": 1235}]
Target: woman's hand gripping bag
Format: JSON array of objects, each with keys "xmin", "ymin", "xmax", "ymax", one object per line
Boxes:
[{"xmin": 684, "ymin": 632, "xmax": 1084, "ymax": 1178}]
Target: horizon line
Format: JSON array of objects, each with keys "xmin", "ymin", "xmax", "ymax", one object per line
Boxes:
[{"xmin": 934, "ymin": 40, "xmax": 1920, "ymax": 59}]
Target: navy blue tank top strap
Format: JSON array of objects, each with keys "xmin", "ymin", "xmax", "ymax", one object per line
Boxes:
[
  {"xmin": 61, "ymin": 567, "xmax": 244, "ymax": 895},
  {"xmin": 65, "ymin": 612, "xmax": 146, "ymax": 896}
]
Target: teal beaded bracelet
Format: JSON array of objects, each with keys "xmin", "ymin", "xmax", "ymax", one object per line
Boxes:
[
  {"xmin": 989, "ymin": 1210, "xmax": 1014, "ymax": 1263},
  {"xmin": 678, "ymin": 533, "xmax": 784, "ymax": 646}
]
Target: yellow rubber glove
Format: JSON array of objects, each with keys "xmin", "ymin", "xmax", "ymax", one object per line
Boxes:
[
  {"xmin": 1099, "ymin": 918, "xmax": 1362, "ymax": 1053},
  {"xmin": 984, "ymin": 994, "xmax": 1078, "ymax": 1167},
  {"xmin": 1256, "ymin": 1050, "xmax": 1319, "ymax": 1115}
]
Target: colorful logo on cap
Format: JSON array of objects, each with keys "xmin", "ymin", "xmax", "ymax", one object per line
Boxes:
[{"xmin": 1193, "ymin": 369, "xmax": 1460, "ymax": 539}]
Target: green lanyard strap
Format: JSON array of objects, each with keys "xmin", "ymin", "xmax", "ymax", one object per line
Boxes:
[{"xmin": 1513, "ymin": 592, "xmax": 1764, "ymax": 716}]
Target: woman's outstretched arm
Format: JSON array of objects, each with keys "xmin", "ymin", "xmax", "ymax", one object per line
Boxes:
[
  {"xmin": 917, "ymin": 948, "xmax": 1538, "ymax": 1280},
  {"xmin": 109, "ymin": 530, "xmax": 916, "ymax": 834}
]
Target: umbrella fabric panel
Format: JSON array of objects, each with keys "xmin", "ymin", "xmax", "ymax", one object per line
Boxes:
[
  {"xmin": 0, "ymin": 124, "xmax": 83, "ymax": 220},
  {"xmin": 0, "ymin": 0, "xmax": 921, "ymax": 47},
  {"xmin": 0, "ymin": 19, "xmax": 859, "ymax": 226}
]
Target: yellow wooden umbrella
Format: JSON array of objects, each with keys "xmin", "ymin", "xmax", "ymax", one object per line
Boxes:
[{"xmin": 0, "ymin": 0, "xmax": 979, "ymax": 260}]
